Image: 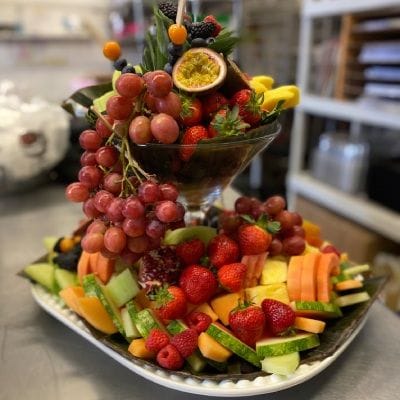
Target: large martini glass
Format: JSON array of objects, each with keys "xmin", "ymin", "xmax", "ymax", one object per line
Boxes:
[{"xmin": 132, "ymin": 122, "xmax": 281, "ymax": 225}]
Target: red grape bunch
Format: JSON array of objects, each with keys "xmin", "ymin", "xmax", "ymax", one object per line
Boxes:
[{"xmin": 219, "ymin": 195, "xmax": 306, "ymax": 257}]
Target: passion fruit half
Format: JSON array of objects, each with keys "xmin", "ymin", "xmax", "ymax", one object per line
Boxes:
[{"xmin": 172, "ymin": 48, "xmax": 227, "ymax": 94}]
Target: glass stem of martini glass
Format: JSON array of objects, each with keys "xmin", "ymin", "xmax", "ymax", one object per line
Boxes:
[{"xmin": 184, "ymin": 205, "xmax": 208, "ymax": 226}]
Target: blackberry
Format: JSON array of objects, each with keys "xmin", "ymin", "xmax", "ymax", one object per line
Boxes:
[
  {"xmin": 189, "ymin": 22, "xmax": 215, "ymax": 39},
  {"xmin": 138, "ymin": 246, "xmax": 182, "ymax": 291},
  {"xmin": 159, "ymin": 1, "xmax": 178, "ymax": 20},
  {"xmin": 113, "ymin": 58, "xmax": 128, "ymax": 71}
]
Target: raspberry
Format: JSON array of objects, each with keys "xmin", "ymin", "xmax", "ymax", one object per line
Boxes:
[
  {"xmin": 145, "ymin": 328, "xmax": 170, "ymax": 353},
  {"xmin": 203, "ymin": 15, "xmax": 222, "ymax": 37},
  {"xmin": 176, "ymin": 238, "xmax": 205, "ymax": 266},
  {"xmin": 170, "ymin": 328, "xmax": 198, "ymax": 358},
  {"xmin": 156, "ymin": 344, "xmax": 184, "ymax": 370},
  {"xmin": 185, "ymin": 311, "xmax": 212, "ymax": 333}
]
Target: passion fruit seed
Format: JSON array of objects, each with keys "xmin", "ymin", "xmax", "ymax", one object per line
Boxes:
[{"xmin": 172, "ymin": 48, "xmax": 227, "ymax": 93}]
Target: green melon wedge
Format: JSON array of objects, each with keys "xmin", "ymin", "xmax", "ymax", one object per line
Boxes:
[
  {"xmin": 24, "ymin": 263, "xmax": 55, "ymax": 292},
  {"xmin": 292, "ymin": 300, "xmax": 343, "ymax": 319},
  {"xmin": 261, "ymin": 352, "xmax": 300, "ymax": 376},
  {"xmin": 335, "ymin": 291, "xmax": 370, "ymax": 307},
  {"xmin": 54, "ymin": 269, "xmax": 78, "ymax": 290},
  {"xmin": 106, "ymin": 268, "xmax": 140, "ymax": 308},
  {"xmin": 256, "ymin": 333, "xmax": 320, "ymax": 358}
]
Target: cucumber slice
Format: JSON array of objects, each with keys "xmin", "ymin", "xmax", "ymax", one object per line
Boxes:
[
  {"xmin": 121, "ymin": 308, "xmax": 141, "ymax": 340},
  {"xmin": 166, "ymin": 319, "xmax": 207, "ymax": 373},
  {"xmin": 206, "ymin": 323, "xmax": 260, "ymax": 367},
  {"xmin": 164, "ymin": 226, "xmax": 217, "ymax": 246},
  {"xmin": 256, "ymin": 333, "xmax": 320, "ymax": 358},
  {"xmin": 335, "ymin": 291, "xmax": 370, "ymax": 307},
  {"xmin": 24, "ymin": 263, "xmax": 55, "ymax": 292},
  {"xmin": 292, "ymin": 300, "xmax": 342, "ymax": 319},
  {"xmin": 261, "ymin": 352, "xmax": 300, "ymax": 376},
  {"xmin": 83, "ymin": 274, "xmax": 125, "ymax": 336},
  {"xmin": 54, "ymin": 269, "xmax": 78, "ymax": 290},
  {"xmin": 106, "ymin": 268, "xmax": 140, "ymax": 307}
]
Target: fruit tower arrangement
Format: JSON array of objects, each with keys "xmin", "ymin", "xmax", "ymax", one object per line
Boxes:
[{"xmin": 24, "ymin": 1, "xmax": 373, "ymax": 378}]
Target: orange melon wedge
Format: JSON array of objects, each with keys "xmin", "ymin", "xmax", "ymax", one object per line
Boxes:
[
  {"xmin": 316, "ymin": 253, "xmax": 340, "ymax": 302},
  {"xmin": 294, "ymin": 316, "xmax": 326, "ymax": 334},
  {"xmin": 128, "ymin": 338, "xmax": 156, "ymax": 359},
  {"xmin": 76, "ymin": 296, "xmax": 118, "ymax": 334},
  {"xmin": 287, "ymin": 256, "xmax": 303, "ymax": 301},
  {"xmin": 94, "ymin": 252, "xmax": 115, "ymax": 284},
  {"xmin": 77, "ymin": 251, "xmax": 92, "ymax": 285},
  {"xmin": 300, "ymin": 253, "xmax": 320, "ymax": 301},
  {"xmin": 59, "ymin": 286, "xmax": 85, "ymax": 316},
  {"xmin": 335, "ymin": 279, "xmax": 363, "ymax": 292}
]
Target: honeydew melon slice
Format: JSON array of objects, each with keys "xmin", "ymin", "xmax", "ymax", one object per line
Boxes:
[
  {"xmin": 24, "ymin": 263, "xmax": 55, "ymax": 292},
  {"xmin": 256, "ymin": 333, "xmax": 320, "ymax": 358},
  {"xmin": 54, "ymin": 268, "xmax": 78, "ymax": 290},
  {"xmin": 261, "ymin": 352, "xmax": 300, "ymax": 376},
  {"xmin": 106, "ymin": 268, "xmax": 140, "ymax": 307},
  {"xmin": 121, "ymin": 307, "xmax": 141, "ymax": 340},
  {"xmin": 335, "ymin": 291, "xmax": 370, "ymax": 307}
]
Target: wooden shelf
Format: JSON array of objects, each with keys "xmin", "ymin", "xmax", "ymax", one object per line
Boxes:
[{"xmin": 287, "ymin": 172, "xmax": 400, "ymax": 243}]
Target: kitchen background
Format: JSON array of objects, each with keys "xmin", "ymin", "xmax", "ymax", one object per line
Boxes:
[{"xmin": 0, "ymin": 0, "xmax": 399, "ymax": 312}]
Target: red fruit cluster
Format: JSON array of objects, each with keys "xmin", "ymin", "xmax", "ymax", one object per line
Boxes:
[{"xmin": 218, "ymin": 195, "xmax": 306, "ymax": 257}]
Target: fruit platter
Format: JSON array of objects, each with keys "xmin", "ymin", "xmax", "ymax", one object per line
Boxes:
[{"xmin": 21, "ymin": 1, "xmax": 386, "ymax": 397}]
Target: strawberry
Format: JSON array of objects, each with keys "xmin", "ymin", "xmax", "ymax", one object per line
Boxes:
[
  {"xmin": 229, "ymin": 301, "xmax": 265, "ymax": 346},
  {"xmin": 238, "ymin": 224, "xmax": 271, "ymax": 256},
  {"xmin": 151, "ymin": 285, "xmax": 187, "ymax": 320},
  {"xmin": 207, "ymin": 234, "xmax": 240, "ymax": 268},
  {"xmin": 179, "ymin": 265, "xmax": 218, "ymax": 305},
  {"xmin": 230, "ymin": 89, "xmax": 263, "ymax": 127},
  {"xmin": 185, "ymin": 311, "xmax": 212, "ymax": 333},
  {"xmin": 170, "ymin": 328, "xmax": 198, "ymax": 357},
  {"xmin": 261, "ymin": 299, "xmax": 295, "ymax": 335},
  {"xmin": 156, "ymin": 344, "xmax": 185, "ymax": 370},
  {"xmin": 176, "ymin": 238, "xmax": 205, "ymax": 266},
  {"xmin": 179, "ymin": 125, "xmax": 209, "ymax": 162},
  {"xmin": 208, "ymin": 106, "xmax": 250, "ymax": 138},
  {"xmin": 217, "ymin": 262, "xmax": 247, "ymax": 292},
  {"xmin": 201, "ymin": 92, "xmax": 228, "ymax": 119},
  {"xmin": 180, "ymin": 96, "xmax": 203, "ymax": 127},
  {"xmin": 204, "ymin": 15, "xmax": 222, "ymax": 37},
  {"xmin": 145, "ymin": 328, "xmax": 170, "ymax": 353}
]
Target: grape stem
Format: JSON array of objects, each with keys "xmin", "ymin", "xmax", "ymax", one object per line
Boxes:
[{"xmin": 90, "ymin": 106, "xmax": 113, "ymax": 131}]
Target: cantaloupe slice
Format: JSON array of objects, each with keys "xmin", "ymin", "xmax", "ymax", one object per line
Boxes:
[
  {"xmin": 300, "ymin": 253, "xmax": 320, "ymax": 302},
  {"xmin": 198, "ymin": 332, "xmax": 232, "ymax": 363},
  {"xmin": 335, "ymin": 279, "xmax": 363, "ymax": 292},
  {"xmin": 193, "ymin": 302, "xmax": 219, "ymax": 322},
  {"xmin": 94, "ymin": 253, "xmax": 115, "ymax": 284},
  {"xmin": 59, "ymin": 286, "xmax": 85, "ymax": 316},
  {"xmin": 287, "ymin": 256, "xmax": 303, "ymax": 301},
  {"xmin": 294, "ymin": 316, "xmax": 326, "ymax": 334},
  {"xmin": 128, "ymin": 338, "xmax": 155, "ymax": 360},
  {"xmin": 76, "ymin": 296, "xmax": 118, "ymax": 334},
  {"xmin": 210, "ymin": 292, "xmax": 244, "ymax": 325},
  {"xmin": 89, "ymin": 252, "xmax": 99, "ymax": 272},
  {"xmin": 317, "ymin": 253, "xmax": 340, "ymax": 302},
  {"xmin": 77, "ymin": 251, "xmax": 92, "ymax": 285}
]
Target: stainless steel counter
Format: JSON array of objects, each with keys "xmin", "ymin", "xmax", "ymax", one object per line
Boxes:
[{"xmin": 1, "ymin": 184, "xmax": 400, "ymax": 400}]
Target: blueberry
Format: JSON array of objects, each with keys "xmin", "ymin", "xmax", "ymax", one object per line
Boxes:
[
  {"xmin": 191, "ymin": 38, "xmax": 207, "ymax": 47},
  {"xmin": 168, "ymin": 53, "xmax": 179, "ymax": 64},
  {"xmin": 164, "ymin": 63, "xmax": 173, "ymax": 75},
  {"xmin": 168, "ymin": 43, "xmax": 183, "ymax": 57},
  {"xmin": 113, "ymin": 58, "xmax": 128, "ymax": 71},
  {"xmin": 122, "ymin": 65, "xmax": 136, "ymax": 74}
]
